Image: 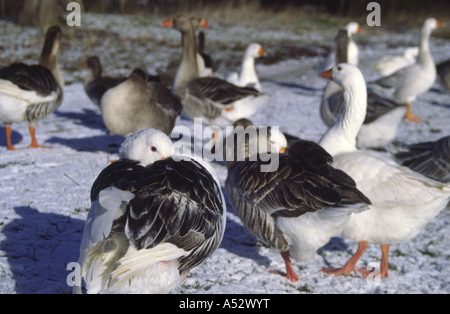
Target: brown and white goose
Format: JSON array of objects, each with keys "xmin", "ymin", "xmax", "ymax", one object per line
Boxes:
[
  {"xmin": 74, "ymin": 128, "xmax": 226, "ymax": 294},
  {"xmin": 83, "ymin": 56, "xmax": 126, "ymax": 107},
  {"xmin": 0, "ymin": 25, "xmax": 63, "ymax": 150},
  {"xmin": 225, "ymin": 122, "xmax": 371, "ymax": 282},
  {"xmin": 161, "ymin": 16, "xmax": 268, "ymax": 127},
  {"xmin": 368, "ymin": 18, "xmax": 444, "ymax": 123},
  {"xmin": 100, "ymin": 68, "xmax": 182, "ymax": 137}
]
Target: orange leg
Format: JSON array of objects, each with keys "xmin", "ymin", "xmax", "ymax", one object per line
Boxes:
[
  {"xmin": 322, "ymin": 241, "xmax": 369, "ymax": 276},
  {"xmin": 5, "ymin": 125, "xmax": 17, "ymax": 151},
  {"xmin": 269, "ymin": 251, "xmax": 300, "ymax": 282},
  {"xmin": 28, "ymin": 126, "xmax": 51, "ymax": 149},
  {"xmin": 405, "ymin": 103, "xmax": 421, "ymax": 123},
  {"xmin": 359, "ymin": 244, "xmax": 390, "ymax": 278}
]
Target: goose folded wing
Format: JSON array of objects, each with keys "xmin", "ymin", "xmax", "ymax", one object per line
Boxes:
[
  {"xmin": 0, "ymin": 63, "xmax": 59, "ymax": 96},
  {"xmin": 124, "ymin": 158, "xmax": 224, "ymax": 270},
  {"xmin": 187, "ymin": 77, "xmax": 261, "ymax": 107}
]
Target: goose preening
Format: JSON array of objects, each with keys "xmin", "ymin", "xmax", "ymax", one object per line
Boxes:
[
  {"xmin": 368, "ymin": 18, "xmax": 444, "ymax": 123},
  {"xmin": 83, "ymin": 56, "xmax": 126, "ymax": 107},
  {"xmin": 100, "ymin": 68, "xmax": 182, "ymax": 137},
  {"xmin": 224, "ymin": 120, "xmax": 371, "ymax": 282},
  {"xmin": 320, "ymin": 27, "xmax": 406, "ymax": 148},
  {"xmin": 226, "ymin": 43, "xmax": 267, "ymax": 91},
  {"xmin": 374, "ymin": 47, "xmax": 419, "ymax": 77},
  {"xmin": 394, "ymin": 135, "xmax": 450, "ymax": 183},
  {"xmin": 161, "ymin": 16, "xmax": 268, "ymax": 127},
  {"xmin": 318, "ymin": 64, "xmax": 450, "ymax": 279},
  {"xmin": 74, "ymin": 128, "xmax": 226, "ymax": 294},
  {"xmin": 0, "ymin": 25, "xmax": 63, "ymax": 150}
]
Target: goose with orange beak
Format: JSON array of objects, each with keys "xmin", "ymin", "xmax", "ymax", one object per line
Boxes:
[{"xmin": 368, "ymin": 18, "xmax": 445, "ymax": 123}]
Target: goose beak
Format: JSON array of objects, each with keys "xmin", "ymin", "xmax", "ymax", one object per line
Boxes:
[
  {"xmin": 357, "ymin": 25, "xmax": 363, "ymax": 33},
  {"xmin": 318, "ymin": 69, "xmax": 333, "ymax": 81},
  {"xmin": 279, "ymin": 147, "xmax": 287, "ymax": 154},
  {"xmin": 436, "ymin": 20, "xmax": 445, "ymax": 28},
  {"xmin": 259, "ymin": 47, "xmax": 268, "ymax": 57},
  {"xmin": 200, "ymin": 18, "xmax": 210, "ymax": 29},
  {"xmin": 160, "ymin": 18, "xmax": 173, "ymax": 28}
]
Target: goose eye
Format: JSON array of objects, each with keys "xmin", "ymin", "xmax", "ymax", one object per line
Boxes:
[
  {"xmin": 150, "ymin": 146, "xmax": 157, "ymax": 152},
  {"xmin": 337, "ymin": 66, "xmax": 342, "ymax": 71}
]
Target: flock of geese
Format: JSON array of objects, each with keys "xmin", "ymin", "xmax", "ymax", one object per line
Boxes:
[{"xmin": 0, "ymin": 15, "xmax": 449, "ymax": 294}]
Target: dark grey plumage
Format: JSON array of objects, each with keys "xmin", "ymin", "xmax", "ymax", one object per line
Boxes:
[{"xmin": 395, "ymin": 136, "xmax": 450, "ymax": 183}]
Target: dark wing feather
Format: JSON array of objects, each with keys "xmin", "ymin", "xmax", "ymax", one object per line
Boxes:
[
  {"xmin": 395, "ymin": 136, "xmax": 450, "ymax": 183},
  {"xmin": 125, "ymin": 158, "xmax": 224, "ymax": 273},
  {"xmin": 188, "ymin": 77, "xmax": 261, "ymax": 106},
  {"xmin": 0, "ymin": 62, "xmax": 59, "ymax": 96},
  {"xmin": 90, "ymin": 159, "xmax": 145, "ymax": 202}
]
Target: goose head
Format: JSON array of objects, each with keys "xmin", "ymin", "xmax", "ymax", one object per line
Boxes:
[
  {"xmin": 344, "ymin": 22, "xmax": 362, "ymax": 36},
  {"xmin": 246, "ymin": 43, "xmax": 267, "ymax": 58},
  {"xmin": 119, "ymin": 128, "xmax": 174, "ymax": 166}
]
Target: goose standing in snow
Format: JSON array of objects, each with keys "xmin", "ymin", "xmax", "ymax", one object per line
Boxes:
[
  {"xmin": 161, "ymin": 16, "xmax": 268, "ymax": 127},
  {"xmin": 83, "ymin": 56, "xmax": 126, "ymax": 107},
  {"xmin": 394, "ymin": 135, "xmax": 450, "ymax": 183},
  {"xmin": 100, "ymin": 68, "xmax": 182, "ymax": 137},
  {"xmin": 226, "ymin": 43, "xmax": 267, "ymax": 91},
  {"xmin": 318, "ymin": 64, "xmax": 450, "ymax": 279},
  {"xmin": 0, "ymin": 25, "xmax": 63, "ymax": 150},
  {"xmin": 374, "ymin": 47, "xmax": 419, "ymax": 77},
  {"xmin": 320, "ymin": 28, "xmax": 406, "ymax": 149},
  {"xmin": 225, "ymin": 122, "xmax": 371, "ymax": 282},
  {"xmin": 368, "ymin": 18, "xmax": 444, "ymax": 123},
  {"xmin": 74, "ymin": 128, "xmax": 226, "ymax": 294}
]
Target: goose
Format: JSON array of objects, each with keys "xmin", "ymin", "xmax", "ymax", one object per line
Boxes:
[
  {"xmin": 74, "ymin": 128, "xmax": 226, "ymax": 294},
  {"xmin": 436, "ymin": 59, "xmax": 450, "ymax": 90},
  {"xmin": 320, "ymin": 22, "xmax": 362, "ymax": 71},
  {"xmin": 100, "ymin": 68, "xmax": 182, "ymax": 137},
  {"xmin": 83, "ymin": 56, "xmax": 126, "ymax": 107},
  {"xmin": 374, "ymin": 47, "xmax": 419, "ymax": 77},
  {"xmin": 225, "ymin": 121, "xmax": 371, "ymax": 282},
  {"xmin": 318, "ymin": 64, "xmax": 450, "ymax": 279},
  {"xmin": 0, "ymin": 25, "xmax": 63, "ymax": 150},
  {"xmin": 320, "ymin": 28, "xmax": 406, "ymax": 149},
  {"xmin": 161, "ymin": 16, "xmax": 268, "ymax": 127},
  {"xmin": 394, "ymin": 135, "xmax": 450, "ymax": 183},
  {"xmin": 226, "ymin": 43, "xmax": 267, "ymax": 91},
  {"xmin": 368, "ymin": 18, "xmax": 444, "ymax": 123}
]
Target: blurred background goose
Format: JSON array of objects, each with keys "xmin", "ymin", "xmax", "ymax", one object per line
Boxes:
[{"xmin": 0, "ymin": 25, "xmax": 63, "ymax": 150}]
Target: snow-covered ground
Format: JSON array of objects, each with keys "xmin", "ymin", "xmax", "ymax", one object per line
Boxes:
[{"xmin": 0, "ymin": 13, "xmax": 449, "ymax": 294}]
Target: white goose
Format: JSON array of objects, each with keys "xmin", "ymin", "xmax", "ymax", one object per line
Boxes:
[
  {"xmin": 226, "ymin": 43, "xmax": 267, "ymax": 92},
  {"xmin": 320, "ymin": 22, "xmax": 362, "ymax": 71},
  {"xmin": 74, "ymin": 128, "xmax": 226, "ymax": 294},
  {"xmin": 318, "ymin": 64, "xmax": 450, "ymax": 278},
  {"xmin": 373, "ymin": 47, "xmax": 419, "ymax": 77},
  {"xmin": 369, "ymin": 18, "xmax": 444, "ymax": 123},
  {"xmin": 225, "ymin": 122, "xmax": 371, "ymax": 282},
  {"xmin": 161, "ymin": 16, "xmax": 268, "ymax": 127},
  {"xmin": 321, "ymin": 27, "xmax": 407, "ymax": 149}
]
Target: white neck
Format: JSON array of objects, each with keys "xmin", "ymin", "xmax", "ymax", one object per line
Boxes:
[
  {"xmin": 319, "ymin": 77, "xmax": 367, "ymax": 156},
  {"xmin": 418, "ymin": 25, "xmax": 434, "ymax": 68}
]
